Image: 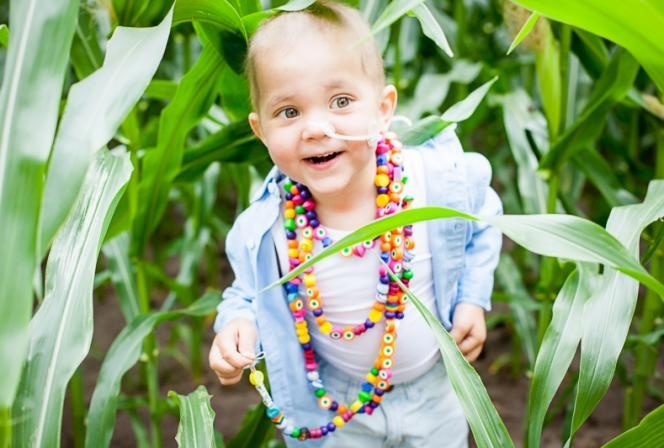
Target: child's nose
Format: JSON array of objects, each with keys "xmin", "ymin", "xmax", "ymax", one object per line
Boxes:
[{"xmin": 301, "ymin": 120, "xmax": 333, "ymax": 141}]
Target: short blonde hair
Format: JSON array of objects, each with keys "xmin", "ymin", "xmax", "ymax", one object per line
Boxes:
[{"xmin": 246, "ymin": 1, "xmax": 385, "ymax": 110}]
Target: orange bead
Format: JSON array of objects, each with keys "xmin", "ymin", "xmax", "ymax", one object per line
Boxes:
[
  {"xmin": 380, "ymin": 242, "xmax": 391, "ymax": 252},
  {"xmin": 377, "ymin": 165, "xmax": 389, "ymax": 174}
]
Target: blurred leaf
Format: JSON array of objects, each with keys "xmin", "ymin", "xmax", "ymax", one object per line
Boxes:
[
  {"xmin": 495, "ymin": 255, "xmax": 538, "ymax": 368},
  {"xmin": 145, "ymin": 79, "xmax": 178, "ymax": 101},
  {"xmin": 85, "ymin": 292, "xmax": 219, "ymax": 448},
  {"xmin": 602, "ymin": 404, "xmax": 664, "ymax": 447},
  {"xmin": 70, "ymin": 6, "xmax": 104, "ymax": 79},
  {"xmin": 0, "ymin": 0, "xmax": 80, "ymax": 418},
  {"xmin": 170, "ymin": 386, "xmax": 216, "ymax": 448},
  {"xmin": 491, "ymin": 89, "xmax": 550, "ymax": 214},
  {"xmin": 178, "ymin": 120, "xmax": 263, "ymax": 182},
  {"xmin": 512, "ymin": 0, "xmax": 664, "ymax": 92},
  {"xmin": 570, "ymin": 29, "xmax": 609, "ymax": 79},
  {"xmin": 268, "ymin": 206, "xmax": 664, "ymax": 299},
  {"xmin": 133, "ymin": 44, "xmax": 224, "ymax": 255},
  {"xmin": 0, "ymin": 25, "xmax": 8, "ymax": 47},
  {"xmin": 39, "ymin": 6, "xmax": 173, "ymax": 258},
  {"xmin": 391, "ymin": 268, "xmax": 514, "ymax": 447},
  {"xmin": 102, "ymin": 233, "xmax": 140, "ymax": 323},
  {"xmin": 573, "ymin": 147, "xmax": 639, "ymax": 207},
  {"xmin": 539, "ymin": 49, "xmax": 639, "ymax": 177},
  {"xmin": 12, "ymin": 149, "xmax": 132, "ymax": 448},
  {"xmin": 534, "ymin": 18, "xmax": 561, "ymax": 137},
  {"xmin": 569, "ymin": 181, "xmax": 664, "ymax": 442},
  {"xmin": 506, "ymin": 11, "xmax": 540, "ymax": 55},
  {"xmin": 401, "ymin": 76, "xmax": 496, "ymax": 145},
  {"xmin": 412, "ymin": 4, "xmax": 453, "ymax": 57},
  {"xmin": 371, "ymin": 0, "xmax": 426, "ymax": 34},
  {"xmin": 226, "ymin": 404, "xmax": 275, "ymax": 448},
  {"xmin": 240, "ymin": 0, "xmax": 316, "ymax": 36}
]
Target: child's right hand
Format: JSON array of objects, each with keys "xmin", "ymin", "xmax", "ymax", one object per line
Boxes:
[{"xmin": 209, "ymin": 317, "xmax": 257, "ymax": 385}]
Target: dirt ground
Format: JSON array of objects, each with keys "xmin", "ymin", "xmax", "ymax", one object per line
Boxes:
[{"xmin": 65, "ymin": 271, "xmax": 661, "ymax": 448}]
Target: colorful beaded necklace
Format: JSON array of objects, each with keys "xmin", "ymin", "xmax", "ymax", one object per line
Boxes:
[{"xmin": 250, "ymin": 132, "xmax": 416, "ymax": 441}]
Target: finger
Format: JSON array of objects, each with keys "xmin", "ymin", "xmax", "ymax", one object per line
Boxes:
[
  {"xmin": 450, "ymin": 323, "xmax": 470, "ymax": 344},
  {"xmin": 237, "ymin": 328, "xmax": 257, "ymax": 361},
  {"xmin": 217, "ymin": 331, "xmax": 253, "ymax": 369},
  {"xmin": 216, "ymin": 371, "xmax": 243, "ymax": 386},
  {"xmin": 465, "ymin": 345, "xmax": 483, "ymax": 362},
  {"xmin": 457, "ymin": 335, "xmax": 480, "ymax": 356}
]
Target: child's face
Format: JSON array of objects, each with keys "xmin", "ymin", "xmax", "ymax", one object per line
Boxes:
[{"xmin": 249, "ymin": 30, "xmax": 396, "ymax": 201}]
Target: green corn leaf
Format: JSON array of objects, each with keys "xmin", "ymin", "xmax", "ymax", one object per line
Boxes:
[
  {"xmin": 12, "ymin": 149, "xmax": 132, "ymax": 448},
  {"xmin": 567, "ymin": 181, "xmax": 664, "ymax": 443},
  {"xmin": 506, "ymin": 11, "xmax": 540, "ymax": 55},
  {"xmin": 173, "ymin": 0, "xmax": 245, "ymax": 38},
  {"xmin": 412, "ymin": 4, "xmax": 453, "ymax": 57},
  {"xmin": 101, "ymin": 233, "xmax": 141, "ymax": 323},
  {"xmin": 226, "ymin": 404, "xmax": 275, "ymax": 448},
  {"xmin": 69, "ymin": 6, "xmax": 105, "ymax": 79},
  {"xmin": 533, "ymin": 18, "xmax": 561, "ymax": 138},
  {"xmin": 371, "ymin": 0, "xmax": 426, "ymax": 35},
  {"xmin": 0, "ymin": 0, "xmax": 80, "ymax": 423},
  {"xmin": 389, "ymin": 267, "xmax": 514, "ymax": 447},
  {"xmin": 570, "ymin": 29, "xmax": 609, "ymax": 79},
  {"xmin": 0, "ymin": 25, "xmax": 8, "ymax": 47},
  {"xmin": 267, "ymin": 207, "xmax": 664, "ymax": 299},
  {"xmin": 538, "ymin": 49, "xmax": 639, "ymax": 177},
  {"xmin": 495, "ymin": 255, "xmax": 539, "ymax": 369},
  {"xmin": 133, "ymin": 44, "xmax": 224, "ymax": 255},
  {"xmin": 178, "ymin": 120, "xmax": 263, "ymax": 182},
  {"xmin": 241, "ymin": 0, "xmax": 317, "ymax": 36},
  {"xmin": 491, "ymin": 89, "xmax": 550, "ymax": 214},
  {"xmin": 525, "ymin": 265, "xmax": 594, "ymax": 446},
  {"xmin": 85, "ymin": 292, "xmax": 219, "ymax": 448},
  {"xmin": 602, "ymin": 404, "xmax": 664, "ymax": 448},
  {"xmin": 145, "ymin": 79, "xmax": 178, "ymax": 101},
  {"xmin": 170, "ymin": 386, "xmax": 217, "ymax": 448},
  {"xmin": 401, "ymin": 77, "xmax": 497, "ymax": 145},
  {"xmin": 512, "ymin": 0, "xmax": 664, "ymax": 92},
  {"xmin": 573, "ymin": 148, "xmax": 639, "ymax": 208},
  {"xmin": 39, "ymin": 6, "xmax": 173, "ymax": 258}
]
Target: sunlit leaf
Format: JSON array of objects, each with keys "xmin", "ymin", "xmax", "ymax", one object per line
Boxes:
[
  {"xmin": 371, "ymin": 0, "xmax": 426, "ymax": 34},
  {"xmin": 602, "ymin": 405, "xmax": 664, "ymax": 448},
  {"xmin": 412, "ymin": 4, "xmax": 453, "ymax": 57},
  {"xmin": 170, "ymin": 386, "xmax": 216, "ymax": 448},
  {"xmin": 506, "ymin": 11, "xmax": 540, "ymax": 55}
]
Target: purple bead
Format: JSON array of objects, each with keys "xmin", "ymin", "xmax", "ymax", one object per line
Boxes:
[
  {"xmin": 375, "ymin": 389, "xmax": 384, "ymax": 396},
  {"xmin": 286, "ymin": 230, "xmax": 297, "ymax": 240},
  {"xmin": 300, "ymin": 189, "xmax": 311, "ymax": 199},
  {"xmin": 321, "ymin": 426, "xmax": 328, "ymax": 436},
  {"xmin": 377, "ymin": 186, "xmax": 389, "ymax": 194},
  {"xmin": 380, "ymin": 275, "xmax": 389, "ymax": 284},
  {"xmin": 302, "ymin": 342, "xmax": 312, "ymax": 350},
  {"xmin": 327, "ymin": 422, "xmax": 336, "ymax": 432},
  {"xmin": 369, "ymin": 401, "xmax": 379, "ymax": 408},
  {"xmin": 285, "ymin": 192, "xmax": 293, "ymax": 200},
  {"xmin": 396, "ymin": 312, "xmax": 405, "ymax": 319},
  {"xmin": 385, "ymin": 311, "xmax": 396, "ymax": 319},
  {"xmin": 309, "ymin": 219, "xmax": 320, "ymax": 228},
  {"xmin": 358, "ymin": 405, "xmax": 366, "ymax": 413},
  {"xmin": 313, "ymin": 309, "xmax": 323, "ymax": 317},
  {"xmin": 306, "ymin": 211, "xmax": 317, "ymax": 220},
  {"xmin": 330, "ymin": 402, "xmax": 338, "ymax": 411},
  {"xmin": 364, "ymin": 320, "xmax": 375, "ymax": 328}
]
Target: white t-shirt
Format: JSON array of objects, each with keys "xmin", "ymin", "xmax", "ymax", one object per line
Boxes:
[{"xmin": 273, "ymin": 149, "xmax": 440, "ymax": 384}]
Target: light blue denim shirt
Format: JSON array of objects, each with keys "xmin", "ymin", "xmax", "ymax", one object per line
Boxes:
[{"xmin": 214, "ymin": 126, "xmax": 502, "ymax": 447}]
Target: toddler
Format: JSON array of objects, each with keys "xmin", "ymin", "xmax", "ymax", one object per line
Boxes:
[{"xmin": 209, "ymin": 2, "xmax": 502, "ymax": 447}]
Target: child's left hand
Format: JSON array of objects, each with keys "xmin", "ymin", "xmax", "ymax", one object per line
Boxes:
[{"xmin": 450, "ymin": 303, "xmax": 486, "ymax": 362}]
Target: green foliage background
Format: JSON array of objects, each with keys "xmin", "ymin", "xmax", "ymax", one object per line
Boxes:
[{"xmin": 0, "ymin": 0, "xmax": 662, "ymax": 447}]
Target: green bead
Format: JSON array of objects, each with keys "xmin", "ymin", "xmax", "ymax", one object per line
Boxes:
[
  {"xmin": 295, "ymin": 205, "xmax": 305, "ymax": 214},
  {"xmin": 358, "ymin": 391, "xmax": 372, "ymax": 403},
  {"xmin": 315, "ymin": 388, "xmax": 326, "ymax": 397},
  {"xmin": 291, "ymin": 428, "xmax": 301, "ymax": 438},
  {"xmin": 284, "ymin": 181, "xmax": 293, "ymax": 192},
  {"xmin": 371, "ymin": 367, "xmax": 379, "ymax": 375},
  {"xmin": 284, "ymin": 218, "xmax": 296, "ymax": 231},
  {"xmin": 402, "ymin": 269, "xmax": 414, "ymax": 280}
]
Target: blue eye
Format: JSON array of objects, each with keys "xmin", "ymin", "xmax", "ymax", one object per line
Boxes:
[
  {"xmin": 278, "ymin": 107, "xmax": 298, "ymax": 118},
  {"xmin": 332, "ymin": 96, "xmax": 352, "ymax": 109}
]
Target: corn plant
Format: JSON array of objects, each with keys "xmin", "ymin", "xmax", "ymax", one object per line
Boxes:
[{"xmin": 1, "ymin": 0, "xmax": 663, "ymax": 447}]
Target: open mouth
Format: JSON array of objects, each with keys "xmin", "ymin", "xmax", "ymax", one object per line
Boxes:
[{"xmin": 305, "ymin": 152, "xmax": 340, "ymax": 164}]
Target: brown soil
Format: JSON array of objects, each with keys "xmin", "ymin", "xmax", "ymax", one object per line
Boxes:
[{"xmin": 63, "ymin": 273, "xmax": 661, "ymax": 448}]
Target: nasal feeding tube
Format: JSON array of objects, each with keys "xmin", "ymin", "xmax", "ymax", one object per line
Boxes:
[{"xmin": 307, "ymin": 116, "xmax": 412, "ymax": 145}]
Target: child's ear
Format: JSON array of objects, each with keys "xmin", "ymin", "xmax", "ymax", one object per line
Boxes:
[
  {"xmin": 378, "ymin": 84, "xmax": 398, "ymax": 129},
  {"xmin": 248, "ymin": 112, "xmax": 265, "ymax": 143}
]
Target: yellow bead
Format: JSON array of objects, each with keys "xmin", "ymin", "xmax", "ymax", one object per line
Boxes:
[
  {"xmin": 350, "ymin": 400, "xmax": 363, "ymax": 412},
  {"xmin": 333, "ymin": 416, "xmax": 345, "ymax": 428},
  {"xmin": 299, "ymin": 239, "xmax": 313, "ymax": 252},
  {"xmin": 376, "ymin": 194, "xmax": 389, "ymax": 207},
  {"xmin": 374, "ymin": 173, "xmax": 390, "ymax": 187},
  {"xmin": 365, "ymin": 373, "xmax": 377, "ymax": 383},
  {"xmin": 368, "ymin": 309, "xmax": 382, "ymax": 322},
  {"xmin": 298, "ymin": 335, "xmax": 311, "ymax": 344},
  {"xmin": 284, "ymin": 209, "xmax": 295, "ymax": 219},
  {"xmin": 249, "ymin": 371, "xmax": 264, "ymax": 386},
  {"xmin": 303, "ymin": 274, "xmax": 316, "ymax": 287},
  {"xmin": 288, "ymin": 249, "xmax": 299, "ymax": 259},
  {"xmin": 320, "ymin": 322, "xmax": 333, "ymax": 334}
]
